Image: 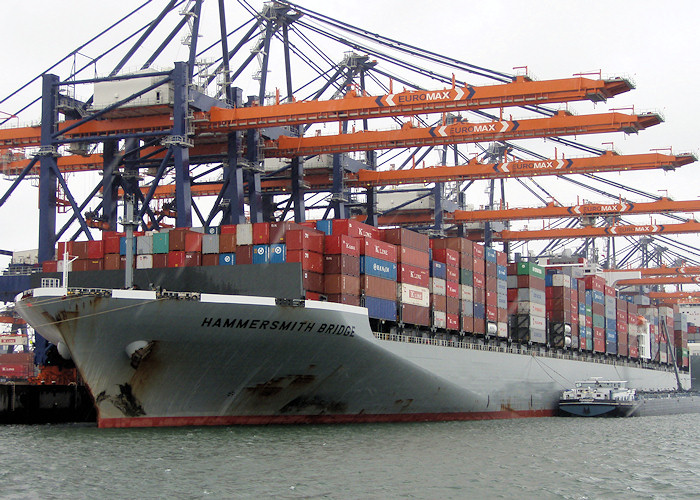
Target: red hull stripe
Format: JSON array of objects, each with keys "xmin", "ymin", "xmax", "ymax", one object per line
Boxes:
[{"xmin": 99, "ymin": 409, "xmax": 555, "ymax": 428}]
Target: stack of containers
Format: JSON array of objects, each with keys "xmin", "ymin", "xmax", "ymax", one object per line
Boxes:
[
  {"xmin": 332, "ymin": 220, "xmax": 396, "ymax": 321},
  {"xmin": 673, "ymin": 311, "xmax": 689, "ymax": 369},
  {"xmin": 585, "ymin": 275, "xmax": 606, "ymax": 353},
  {"xmin": 100, "ymin": 231, "xmax": 123, "ymax": 270},
  {"xmin": 545, "ymin": 270, "xmax": 571, "ymax": 348},
  {"xmin": 201, "ymin": 229, "xmax": 220, "ymax": 266},
  {"xmin": 322, "ymin": 231, "xmax": 359, "ymax": 304},
  {"xmin": 432, "ymin": 237, "xmax": 474, "ymax": 333},
  {"xmin": 151, "ymin": 229, "xmax": 169, "ymax": 268},
  {"xmin": 386, "ymin": 228, "xmax": 430, "ymax": 327},
  {"xmin": 64, "ymin": 240, "xmax": 104, "ymax": 272},
  {"xmin": 483, "ymin": 247, "xmax": 502, "ymax": 337},
  {"xmin": 429, "ymin": 258, "xmax": 447, "ymax": 329},
  {"xmin": 218, "ymin": 225, "xmax": 237, "ymax": 266},
  {"xmin": 496, "ymin": 250, "xmax": 508, "ymax": 338},
  {"xmin": 638, "ymin": 306, "xmax": 660, "ymax": 361},
  {"xmin": 281, "ymin": 225, "xmax": 324, "ymax": 297},
  {"xmin": 433, "ymin": 246, "xmax": 460, "ymax": 331},
  {"xmin": 627, "ymin": 303, "xmax": 640, "ymax": 358},
  {"xmin": 616, "ymin": 297, "xmax": 629, "ymax": 357},
  {"xmin": 604, "ymin": 285, "xmax": 617, "ymax": 355},
  {"xmin": 578, "ymin": 278, "xmax": 590, "ymax": 351},
  {"xmin": 236, "ymin": 223, "xmax": 254, "ymax": 264},
  {"xmin": 471, "ymin": 243, "xmax": 486, "ymax": 334},
  {"xmin": 658, "ymin": 305, "xmax": 674, "ymax": 364},
  {"xmin": 569, "ymin": 282, "xmax": 579, "ymax": 349},
  {"xmin": 507, "ymin": 262, "xmax": 546, "ymax": 344},
  {"xmin": 167, "ymin": 228, "xmax": 202, "ymax": 268}
]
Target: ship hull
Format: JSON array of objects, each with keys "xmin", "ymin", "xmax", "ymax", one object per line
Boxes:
[{"xmin": 16, "ymin": 288, "xmax": 688, "ymax": 428}]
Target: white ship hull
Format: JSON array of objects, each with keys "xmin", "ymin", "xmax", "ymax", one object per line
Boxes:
[{"xmin": 15, "ymin": 287, "xmax": 688, "ymax": 428}]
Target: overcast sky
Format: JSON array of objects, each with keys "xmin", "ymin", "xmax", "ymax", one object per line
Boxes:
[{"xmin": 1, "ymin": 0, "xmax": 699, "ymax": 270}]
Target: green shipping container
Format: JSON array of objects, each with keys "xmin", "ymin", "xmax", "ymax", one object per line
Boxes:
[
  {"xmin": 592, "ymin": 314, "xmax": 605, "ymax": 328},
  {"xmin": 153, "ymin": 232, "xmax": 170, "ymax": 254},
  {"xmin": 460, "ymin": 268, "xmax": 473, "ymax": 285},
  {"xmin": 516, "ymin": 262, "xmax": 545, "ymax": 278}
]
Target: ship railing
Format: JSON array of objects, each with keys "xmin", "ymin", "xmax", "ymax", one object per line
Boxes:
[{"xmin": 375, "ymin": 332, "xmax": 674, "ymax": 372}]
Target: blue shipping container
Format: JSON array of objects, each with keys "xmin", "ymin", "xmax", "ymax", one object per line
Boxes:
[
  {"xmin": 269, "ymin": 244, "xmax": 286, "ymax": 263},
  {"xmin": 430, "ymin": 261, "xmax": 446, "ymax": 279},
  {"xmin": 592, "ymin": 290, "xmax": 605, "ymax": 304},
  {"xmin": 473, "ymin": 301, "xmax": 486, "ymax": 319},
  {"xmin": 496, "ymin": 265, "xmax": 507, "ymax": 281},
  {"xmin": 585, "ymin": 289, "xmax": 593, "ymax": 306},
  {"xmin": 253, "ymin": 245, "xmax": 270, "ymax": 264},
  {"xmin": 606, "ymin": 318, "xmax": 617, "ymax": 331},
  {"xmin": 606, "ymin": 340, "xmax": 618, "ymax": 355},
  {"xmin": 364, "ymin": 296, "xmax": 397, "ymax": 321},
  {"xmin": 219, "ymin": 253, "xmax": 236, "ymax": 265},
  {"xmin": 485, "ymin": 248, "xmax": 497, "ymax": 263},
  {"xmin": 315, "ymin": 220, "xmax": 333, "ymax": 235},
  {"xmin": 578, "ymin": 303, "xmax": 587, "ymax": 315},
  {"xmin": 119, "ymin": 237, "xmax": 138, "ymax": 255},
  {"xmin": 360, "ymin": 256, "xmax": 397, "ymax": 281},
  {"xmin": 606, "ymin": 328, "xmax": 617, "ymax": 341}
]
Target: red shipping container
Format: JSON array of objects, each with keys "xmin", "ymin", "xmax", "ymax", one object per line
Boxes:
[
  {"xmin": 287, "ymin": 250, "xmax": 324, "ymax": 273},
  {"xmin": 325, "ymin": 274, "xmax": 361, "ymax": 295},
  {"xmin": 324, "ymin": 234, "xmax": 359, "ymax": 256},
  {"xmin": 485, "ymin": 279, "xmax": 497, "ymax": 293},
  {"xmin": 184, "ymin": 232, "xmax": 203, "ymax": 252},
  {"xmin": 497, "ymin": 308, "xmax": 507, "ymax": 323},
  {"xmin": 445, "ymin": 265, "xmax": 459, "ymax": 283},
  {"xmin": 446, "ymin": 281, "xmax": 459, "ymax": 299},
  {"xmin": 361, "ymin": 275, "xmax": 396, "ymax": 300},
  {"xmin": 629, "ymin": 346, "xmax": 639, "ymax": 358},
  {"xmin": 202, "ymin": 254, "xmax": 219, "ymax": 266},
  {"xmin": 446, "ymin": 313, "xmax": 459, "ymax": 330},
  {"xmin": 104, "ymin": 254, "xmax": 122, "ymax": 270},
  {"xmin": 584, "ymin": 275, "xmax": 605, "ymax": 292},
  {"xmin": 432, "ymin": 248, "xmax": 459, "ymax": 266},
  {"xmin": 486, "ymin": 291, "xmax": 497, "ymax": 306},
  {"xmin": 236, "ymin": 245, "xmax": 253, "ymax": 265},
  {"xmin": 74, "ymin": 259, "xmax": 103, "ymax": 271},
  {"xmin": 446, "ymin": 296, "xmax": 459, "ymax": 315},
  {"xmin": 514, "ymin": 274, "xmax": 546, "ymax": 290},
  {"xmin": 0, "ymin": 364, "xmax": 32, "ymax": 378},
  {"xmin": 472, "ymin": 256, "xmax": 485, "ymax": 275},
  {"xmin": 460, "ymin": 254, "xmax": 474, "ymax": 271},
  {"xmin": 168, "ymin": 229, "xmax": 188, "ymax": 251},
  {"xmin": 473, "ymin": 287, "xmax": 485, "ymax": 304},
  {"xmin": 496, "ymin": 251, "xmax": 507, "ymax": 266},
  {"xmin": 473, "ymin": 317, "xmax": 486, "ymax": 334},
  {"xmin": 252, "ymin": 222, "xmax": 270, "ymax": 244},
  {"xmin": 324, "ymin": 254, "xmax": 360, "ymax": 276},
  {"xmin": 219, "ymin": 233, "xmax": 237, "ymax": 253},
  {"xmin": 462, "ymin": 315, "xmax": 474, "ymax": 332},
  {"xmin": 431, "ymin": 294, "xmax": 447, "ymax": 312},
  {"xmin": 326, "ymin": 294, "xmax": 361, "ymax": 306},
  {"xmin": 432, "ymin": 237, "xmax": 472, "ymax": 255},
  {"xmin": 398, "ymin": 264, "xmax": 429, "ymax": 287},
  {"xmin": 152, "ymin": 254, "xmax": 168, "ymax": 268},
  {"xmin": 332, "ymin": 219, "xmax": 381, "ymax": 240},
  {"xmin": 302, "ymin": 271, "xmax": 324, "ymax": 293},
  {"xmin": 472, "ymin": 243, "xmax": 485, "ymax": 259},
  {"xmin": 71, "ymin": 241, "xmax": 89, "ymax": 259},
  {"xmin": 359, "ymin": 238, "xmax": 397, "ymax": 262},
  {"xmin": 220, "ymin": 224, "xmax": 237, "ymax": 234},
  {"xmin": 104, "ymin": 236, "xmax": 121, "ymax": 255},
  {"xmin": 593, "ymin": 327, "xmax": 605, "ymax": 339},
  {"xmin": 382, "ymin": 228, "xmax": 430, "ymax": 251},
  {"xmin": 42, "ymin": 260, "xmax": 58, "ymax": 272},
  {"xmin": 269, "ymin": 221, "xmax": 303, "ymax": 243},
  {"xmin": 473, "ymin": 272, "xmax": 485, "ymax": 290},
  {"xmin": 287, "ymin": 229, "xmax": 325, "ymax": 253},
  {"xmin": 401, "ymin": 304, "xmax": 430, "ymax": 326},
  {"xmin": 87, "ymin": 240, "xmax": 104, "ymax": 259},
  {"xmin": 398, "ymin": 247, "xmax": 429, "ymax": 269},
  {"xmin": 486, "ymin": 304, "xmax": 497, "ymax": 322}
]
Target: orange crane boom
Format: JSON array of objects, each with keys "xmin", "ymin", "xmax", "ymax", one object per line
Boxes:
[
  {"xmin": 647, "ymin": 291, "xmax": 700, "ymax": 299},
  {"xmin": 270, "ymin": 111, "xmax": 662, "ymax": 157},
  {"xmin": 356, "ymin": 151, "xmax": 694, "ymax": 187},
  {"xmin": 489, "ymin": 220, "xmax": 700, "ymax": 241},
  {"xmin": 208, "ymin": 76, "xmax": 633, "ymax": 130},
  {"xmin": 617, "ymin": 276, "xmax": 700, "ymax": 286},
  {"xmin": 603, "ymin": 266, "xmax": 700, "ymax": 276},
  {"xmin": 453, "ymin": 197, "xmax": 700, "ymax": 222}
]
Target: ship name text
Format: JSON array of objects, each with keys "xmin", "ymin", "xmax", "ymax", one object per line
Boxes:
[{"xmin": 200, "ymin": 317, "xmax": 355, "ymax": 337}]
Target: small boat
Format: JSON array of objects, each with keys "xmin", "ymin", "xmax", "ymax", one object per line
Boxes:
[{"xmin": 558, "ymin": 379, "xmax": 639, "ymax": 417}]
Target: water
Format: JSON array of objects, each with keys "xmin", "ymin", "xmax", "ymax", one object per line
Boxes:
[{"xmin": 2, "ymin": 415, "xmax": 700, "ymax": 499}]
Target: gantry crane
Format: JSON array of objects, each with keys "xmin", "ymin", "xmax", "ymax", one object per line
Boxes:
[{"xmin": 488, "ymin": 220, "xmax": 700, "ymax": 241}]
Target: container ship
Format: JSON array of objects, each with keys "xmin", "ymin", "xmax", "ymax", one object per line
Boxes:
[{"xmin": 14, "ymin": 219, "xmax": 691, "ymax": 428}]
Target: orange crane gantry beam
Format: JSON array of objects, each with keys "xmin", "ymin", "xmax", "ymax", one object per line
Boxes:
[
  {"xmin": 453, "ymin": 196, "xmax": 700, "ymax": 223},
  {"xmin": 648, "ymin": 291, "xmax": 700, "ymax": 300},
  {"xmin": 207, "ymin": 76, "xmax": 633, "ymax": 130},
  {"xmin": 604, "ymin": 266, "xmax": 700, "ymax": 277},
  {"xmin": 488, "ymin": 220, "xmax": 700, "ymax": 241},
  {"xmin": 356, "ymin": 151, "xmax": 694, "ymax": 187},
  {"xmin": 269, "ymin": 111, "xmax": 662, "ymax": 158},
  {"xmin": 617, "ymin": 276, "xmax": 700, "ymax": 286}
]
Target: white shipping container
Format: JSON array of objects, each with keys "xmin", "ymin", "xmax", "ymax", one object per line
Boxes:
[
  {"xmin": 57, "ymin": 260, "xmax": 72, "ymax": 272},
  {"xmin": 497, "ymin": 322, "xmax": 508, "ymax": 338},
  {"xmin": 430, "ymin": 278, "xmax": 446, "ymax": 296},
  {"xmin": 460, "ymin": 284, "xmax": 474, "ymax": 302},
  {"xmin": 237, "ymin": 224, "xmax": 253, "ymax": 245},
  {"xmin": 202, "ymin": 234, "xmax": 220, "ymax": 254},
  {"xmin": 551, "ymin": 274, "xmax": 571, "ymax": 288},
  {"xmin": 137, "ymin": 235, "xmax": 153, "ymax": 255},
  {"xmin": 398, "ymin": 283, "xmax": 430, "ymax": 308},
  {"xmin": 530, "ymin": 328, "xmax": 547, "ymax": 344},
  {"xmin": 136, "ymin": 254, "xmax": 153, "ymax": 269},
  {"xmin": 529, "ymin": 315, "xmax": 546, "ymax": 330},
  {"xmin": 432, "ymin": 310, "xmax": 447, "ymax": 328}
]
